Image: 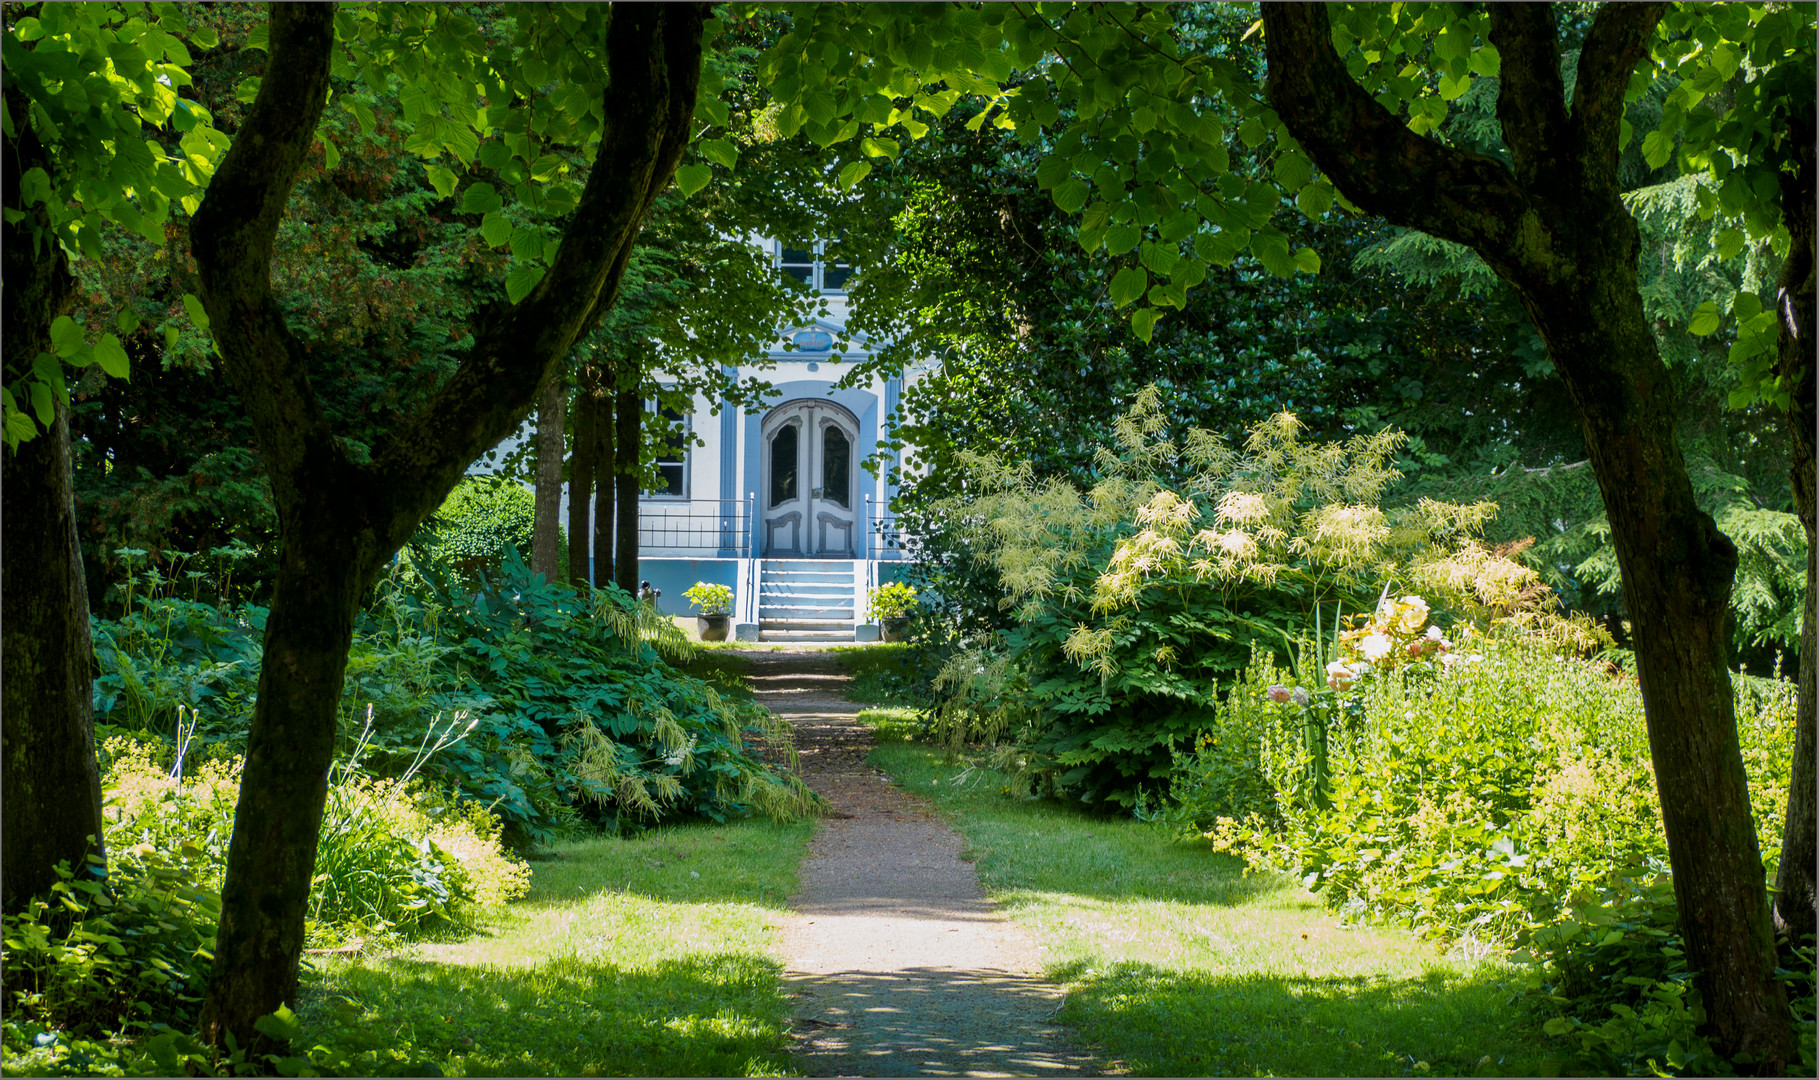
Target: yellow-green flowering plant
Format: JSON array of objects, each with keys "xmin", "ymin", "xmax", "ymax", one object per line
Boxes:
[
  {"xmin": 867, "ymin": 582, "xmax": 918, "ymax": 621},
  {"xmin": 682, "ymin": 582, "xmax": 733, "ymax": 616}
]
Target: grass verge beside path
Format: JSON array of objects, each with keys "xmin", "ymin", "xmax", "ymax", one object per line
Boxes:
[
  {"xmin": 293, "ymin": 641, "xmax": 808, "ymax": 1076},
  {"xmin": 867, "ymin": 740, "xmax": 1553, "ymax": 1078}
]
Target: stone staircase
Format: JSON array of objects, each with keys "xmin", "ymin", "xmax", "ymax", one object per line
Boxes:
[{"xmin": 757, "ymin": 559, "xmax": 856, "ymax": 642}]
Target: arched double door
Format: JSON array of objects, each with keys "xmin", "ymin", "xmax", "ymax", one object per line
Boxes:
[{"xmin": 761, "ymin": 399, "xmax": 857, "ymax": 556}]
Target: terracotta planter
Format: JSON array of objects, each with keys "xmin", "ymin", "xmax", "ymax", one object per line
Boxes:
[
  {"xmin": 696, "ymin": 613, "xmax": 730, "ymax": 642},
  {"xmin": 880, "ymin": 616, "xmax": 911, "ymax": 643}
]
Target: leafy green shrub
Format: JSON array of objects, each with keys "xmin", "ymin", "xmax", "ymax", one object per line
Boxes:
[
  {"xmin": 403, "ymin": 475, "xmax": 539, "ymax": 587},
  {"xmin": 683, "ymin": 581, "xmax": 734, "ymax": 615},
  {"xmin": 1185, "ymin": 632, "xmax": 1808, "ymax": 1075},
  {"xmin": 911, "ymin": 390, "xmax": 1501, "ymax": 807},
  {"xmin": 865, "ymin": 582, "xmax": 919, "ymax": 620},
  {"xmin": 2, "ymin": 848, "xmax": 219, "ymax": 1043},
  {"xmin": 89, "ymin": 546, "xmax": 821, "ymax": 856},
  {"xmin": 403, "ymin": 549, "xmax": 820, "ymax": 842},
  {"xmin": 99, "ymin": 720, "xmax": 532, "ymax": 948}
]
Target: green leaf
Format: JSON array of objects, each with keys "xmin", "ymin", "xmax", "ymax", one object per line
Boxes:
[
  {"xmin": 1237, "ymin": 115, "xmax": 1269, "ymax": 149},
  {"xmin": 674, "ymin": 162, "xmax": 712, "ymax": 196},
  {"xmin": 1713, "ymin": 227, "xmax": 1746, "ymax": 261},
  {"xmin": 30, "ymin": 381, "xmax": 53, "ymax": 427},
  {"xmin": 425, "ymin": 164, "xmax": 458, "ymax": 199},
  {"xmin": 1053, "ymin": 178, "xmax": 1090, "ymax": 214},
  {"xmin": 835, "ymin": 160, "xmax": 872, "ymax": 191},
  {"xmin": 859, "ymin": 136, "xmax": 900, "ymax": 159},
  {"xmin": 321, "ymin": 136, "xmax": 339, "ymax": 172},
  {"xmin": 1273, "ymin": 150, "xmax": 1313, "ymax": 192},
  {"xmin": 1542, "ymin": 1017, "xmax": 1573, "ymax": 1037},
  {"xmin": 504, "ymin": 263, "xmax": 545, "ymax": 304},
  {"xmin": 1641, "ymin": 129, "xmax": 1675, "ymax": 170},
  {"xmin": 1104, "ymin": 222, "xmax": 1142, "ymax": 256},
  {"xmin": 463, "ymin": 182, "xmax": 502, "ymax": 215},
  {"xmin": 480, "ymin": 211, "xmax": 512, "ymax": 249},
  {"xmin": 1293, "ymin": 246, "xmax": 1322, "ymax": 274},
  {"xmin": 1109, "ymin": 266, "xmax": 1148, "ymax": 309},
  {"xmin": 253, "ymin": 1005, "xmax": 302, "ymax": 1043},
  {"xmin": 696, "ymin": 138, "xmax": 738, "ymax": 170},
  {"xmin": 49, "ymin": 316, "xmax": 84, "ymax": 358},
  {"xmin": 1688, "ymin": 300, "xmax": 1721, "ymax": 336},
  {"xmin": 1036, "ymin": 154, "xmax": 1072, "ymax": 190},
  {"xmin": 509, "ymin": 227, "xmax": 544, "ymax": 263},
  {"xmin": 1296, "ymin": 181, "xmax": 1334, "ymax": 218},
  {"xmin": 93, "ymin": 334, "xmax": 130, "ymax": 379},
  {"xmin": 1131, "ymin": 305, "xmax": 1161, "ymax": 342},
  {"xmin": 1252, "ymin": 230, "xmax": 1294, "ymax": 277}
]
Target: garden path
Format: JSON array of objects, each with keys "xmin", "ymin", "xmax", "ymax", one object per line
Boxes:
[{"xmin": 745, "ymin": 648, "xmax": 1113, "ymax": 1078}]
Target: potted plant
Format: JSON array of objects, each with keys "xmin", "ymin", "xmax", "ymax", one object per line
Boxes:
[
  {"xmin": 683, "ymin": 581, "xmax": 734, "ymax": 641},
  {"xmin": 866, "ymin": 582, "xmax": 918, "ymax": 642}
]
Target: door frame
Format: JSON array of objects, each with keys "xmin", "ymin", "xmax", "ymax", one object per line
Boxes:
[{"xmin": 760, "ymin": 398, "xmax": 859, "ymax": 557}]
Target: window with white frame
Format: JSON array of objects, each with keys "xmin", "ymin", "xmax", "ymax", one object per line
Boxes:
[{"xmin": 774, "ymin": 239, "xmax": 852, "ymax": 293}]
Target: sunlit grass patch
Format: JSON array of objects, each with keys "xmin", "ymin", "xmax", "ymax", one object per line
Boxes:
[
  {"xmin": 854, "ymin": 705, "xmax": 924, "ymax": 744},
  {"xmin": 869, "ymin": 742, "xmax": 1552, "ymax": 1078},
  {"xmin": 831, "ymin": 642, "xmax": 920, "ymax": 704},
  {"xmin": 297, "ymin": 821, "xmax": 812, "ymax": 1077}
]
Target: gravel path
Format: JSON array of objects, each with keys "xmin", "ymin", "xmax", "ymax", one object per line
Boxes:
[{"xmin": 746, "ymin": 649, "xmax": 1111, "ymax": 1079}]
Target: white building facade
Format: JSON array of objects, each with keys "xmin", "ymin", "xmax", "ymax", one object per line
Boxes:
[{"xmin": 490, "ymin": 240, "xmax": 917, "ymax": 641}]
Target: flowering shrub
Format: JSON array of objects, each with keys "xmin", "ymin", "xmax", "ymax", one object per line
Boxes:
[{"xmin": 1175, "ymin": 636, "xmax": 1808, "ymax": 1075}]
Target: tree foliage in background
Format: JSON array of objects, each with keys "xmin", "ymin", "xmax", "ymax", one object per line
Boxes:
[{"xmin": 758, "ymin": 2, "xmax": 1810, "ymax": 1066}]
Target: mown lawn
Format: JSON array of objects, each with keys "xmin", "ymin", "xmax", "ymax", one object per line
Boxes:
[
  {"xmin": 294, "ymin": 822, "xmax": 812, "ymax": 1077},
  {"xmin": 866, "ymin": 736, "xmax": 1556, "ymax": 1078}
]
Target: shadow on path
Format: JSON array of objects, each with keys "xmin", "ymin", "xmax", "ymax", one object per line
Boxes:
[{"xmin": 744, "ymin": 649, "xmax": 1114, "ymax": 1077}]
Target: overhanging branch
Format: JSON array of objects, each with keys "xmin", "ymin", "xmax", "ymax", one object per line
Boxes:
[{"xmin": 1260, "ymin": 3, "xmax": 1525, "ymax": 257}]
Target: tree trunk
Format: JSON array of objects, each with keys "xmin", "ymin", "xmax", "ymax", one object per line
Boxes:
[
  {"xmin": 1262, "ymin": 4, "xmax": 1791, "ymax": 1069},
  {"xmin": 593, "ymin": 384, "xmax": 615, "ymax": 590},
  {"xmin": 567, "ymin": 381, "xmax": 597, "ymax": 589},
  {"xmin": 1, "ymin": 401, "xmax": 105, "ymax": 909},
  {"xmin": 187, "ymin": 3, "xmax": 708, "ymax": 1047},
  {"xmin": 1, "ymin": 86, "xmax": 105, "ymax": 910},
  {"xmin": 615, "ymin": 384, "xmax": 642, "ymax": 596},
  {"xmin": 531, "ymin": 374, "xmax": 566, "ymax": 583},
  {"xmin": 1772, "ymin": 101, "xmax": 1816, "ymax": 942}
]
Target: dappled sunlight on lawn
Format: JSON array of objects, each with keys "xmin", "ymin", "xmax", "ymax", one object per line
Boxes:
[
  {"xmin": 869, "ymin": 742, "xmax": 1554, "ymax": 1077},
  {"xmin": 296, "ymin": 821, "xmax": 812, "ymax": 1077},
  {"xmin": 308, "ymin": 953, "xmax": 793, "ymax": 1078},
  {"xmin": 1051, "ymin": 960, "xmax": 1545, "ymax": 1078}
]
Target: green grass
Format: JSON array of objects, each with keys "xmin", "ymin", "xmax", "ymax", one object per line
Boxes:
[
  {"xmin": 868, "ymin": 743, "xmax": 1555, "ymax": 1078},
  {"xmin": 295, "ymin": 821, "xmax": 814, "ymax": 1077},
  {"xmin": 854, "ymin": 705, "xmax": 925, "ymax": 744},
  {"xmin": 830, "ymin": 642, "xmax": 920, "ymax": 704}
]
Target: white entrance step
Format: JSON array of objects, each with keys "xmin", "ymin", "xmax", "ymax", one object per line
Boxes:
[{"xmin": 756, "ymin": 558, "xmax": 859, "ymax": 641}]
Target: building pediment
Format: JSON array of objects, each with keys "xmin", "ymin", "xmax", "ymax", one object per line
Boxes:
[{"xmin": 769, "ymin": 318, "xmax": 871, "ymax": 362}]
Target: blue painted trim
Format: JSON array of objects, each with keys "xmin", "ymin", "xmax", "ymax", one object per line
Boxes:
[
  {"xmin": 718, "ymin": 365, "xmax": 739, "ymax": 556},
  {"xmin": 884, "ymin": 374, "xmax": 902, "ymax": 512},
  {"xmin": 743, "ymin": 380, "xmax": 879, "ymax": 559}
]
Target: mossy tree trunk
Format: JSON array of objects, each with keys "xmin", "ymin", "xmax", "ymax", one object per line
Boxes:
[
  {"xmin": 0, "ymin": 85, "xmax": 105, "ymax": 911},
  {"xmin": 1265, "ymin": 3, "xmax": 1791, "ymax": 1069},
  {"xmin": 189, "ymin": 3, "xmax": 707, "ymax": 1047},
  {"xmin": 1772, "ymin": 100, "xmax": 1816, "ymax": 942}
]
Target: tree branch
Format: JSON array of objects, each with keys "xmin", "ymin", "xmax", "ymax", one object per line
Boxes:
[
  {"xmin": 1570, "ymin": 3, "xmax": 1669, "ymax": 190},
  {"xmin": 188, "ymin": 4, "xmax": 341, "ymax": 516},
  {"xmin": 1260, "ymin": 3, "xmax": 1525, "ymax": 256},
  {"xmin": 367, "ymin": 4, "xmax": 708, "ymax": 548},
  {"xmin": 1486, "ymin": 5, "xmax": 1571, "ymax": 191}
]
